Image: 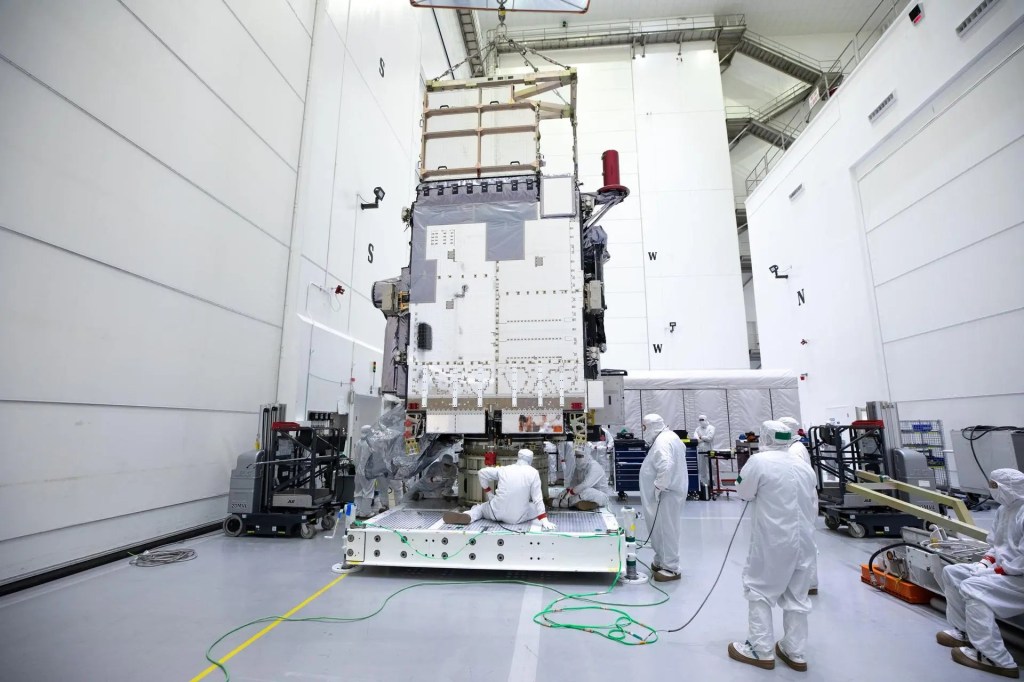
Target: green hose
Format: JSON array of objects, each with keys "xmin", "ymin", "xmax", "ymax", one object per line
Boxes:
[{"xmin": 203, "ymin": 527, "xmax": 670, "ymax": 680}]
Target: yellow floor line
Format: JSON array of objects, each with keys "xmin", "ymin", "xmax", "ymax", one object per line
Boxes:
[{"xmin": 190, "ymin": 573, "xmax": 348, "ymax": 681}]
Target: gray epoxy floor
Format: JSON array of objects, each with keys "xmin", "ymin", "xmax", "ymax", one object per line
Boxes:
[{"xmin": 0, "ymin": 499, "xmax": 1008, "ymax": 682}]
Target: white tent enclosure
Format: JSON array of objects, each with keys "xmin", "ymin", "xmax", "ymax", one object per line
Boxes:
[{"xmin": 618, "ymin": 370, "xmax": 801, "ymax": 451}]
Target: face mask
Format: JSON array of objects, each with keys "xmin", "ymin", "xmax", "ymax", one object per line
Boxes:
[
  {"xmin": 643, "ymin": 427, "xmax": 657, "ymax": 445},
  {"xmin": 991, "ymin": 483, "xmax": 1015, "ymax": 506}
]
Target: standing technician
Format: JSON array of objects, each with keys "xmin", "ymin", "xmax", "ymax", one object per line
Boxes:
[
  {"xmin": 695, "ymin": 415, "xmax": 716, "ymax": 491},
  {"xmin": 639, "ymin": 414, "xmax": 688, "ymax": 582},
  {"xmin": 779, "ymin": 416, "xmax": 818, "ymax": 595},
  {"xmin": 354, "ymin": 425, "xmax": 391, "ymax": 518},
  {"xmin": 729, "ymin": 420, "xmax": 817, "ymax": 672}
]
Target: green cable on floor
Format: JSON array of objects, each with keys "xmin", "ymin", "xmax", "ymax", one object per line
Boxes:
[{"xmin": 202, "ymin": 528, "xmax": 672, "ymax": 681}]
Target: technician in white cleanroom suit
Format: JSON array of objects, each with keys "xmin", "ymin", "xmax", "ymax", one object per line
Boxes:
[
  {"xmin": 354, "ymin": 425, "xmax": 390, "ymax": 518},
  {"xmin": 729, "ymin": 420, "xmax": 817, "ymax": 672},
  {"xmin": 443, "ymin": 450, "xmax": 556, "ymax": 530},
  {"xmin": 552, "ymin": 448, "xmax": 611, "ymax": 511},
  {"xmin": 779, "ymin": 417, "xmax": 811, "ymax": 468},
  {"xmin": 780, "ymin": 416, "xmax": 819, "ymax": 596},
  {"xmin": 937, "ymin": 468, "xmax": 1024, "ymax": 677},
  {"xmin": 639, "ymin": 414, "xmax": 688, "ymax": 582},
  {"xmin": 694, "ymin": 415, "xmax": 716, "ymax": 489}
]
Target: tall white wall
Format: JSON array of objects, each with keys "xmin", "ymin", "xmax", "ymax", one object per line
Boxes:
[
  {"xmin": 0, "ymin": 0, "xmax": 465, "ymax": 582},
  {"xmin": 499, "ymin": 42, "xmax": 749, "ymax": 372},
  {"xmin": 276, "ymin": 2, "xmax": 468, "ymax": 422},
  {"xmin": 747, "ymin": 1, "xmax": 1024, "ymax": 429}
]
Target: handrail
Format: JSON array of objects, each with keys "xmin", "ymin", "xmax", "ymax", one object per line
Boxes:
[
  {"xmin": 486, "ymin": 14, "xmax": 747, "ymax": 47},
  {"xmin": 745, "ymin": 0, "xmax": 912, "ymax": 193},
  {"xmin": 727, "ymin": 82, "xmax": 808, "ymax": 125},
  {"xmin": 725, "ymin": 106, "xmax": 801, "ymax": 137},
  {"xmin": 739, "ymin": 29, "xmax": 834, "ymax": 72},
  {"xmin": 756, "ymin": 81, "xmax": 813, "ymax": 120}
]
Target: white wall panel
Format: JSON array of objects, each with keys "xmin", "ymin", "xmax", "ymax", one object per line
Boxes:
[
  {"xmin": 639, "ymin": 191, "xmax": 693, "ymax": 277},
  {"xmin": 304, "ymin": 374, "xmax": 347, "ymax": 414},
  {"xmin": 604, "ymin": 317, "xmax": 650, "ymax": 345},
  {"xmin": 604, "ymin": 241, "xmax": 644, "ymax": 270},
  {"xmin": 898, "ymin": 394, "xmax": 1024, "ymax": 435},
  {"xmin": 885, "ymin": 309, "xmax": 1024, "ymax": 402},
  {"xmin": 0, "ymin": 62, "xmax": 287, "ymax": 326},
  {"xmin": 0, "ymin": 0, "xmax": 297, "ymax": 242},
  {"xmin": 602, "ymin": 343, "xmax": 649, "ymax": 371},
  {"xmin": 347, "ymin": 292, "xmax": 387, "ymax": 352},
  {"xmin": 298, "ymin": 19, "xmax": 347, "ymax": 269},
  {"xmin": 0, "ymin": 495, "xmax": 226, "ymax": 582},
  {"xmin": 0, "ymin": 0, "xmax": 316, "ymax": 582},
  {"xmin": 603, "ymin": 266, "xmax": 646, "ymax": 294},
  {"xmin": 875, "ymin": 225, "xmax": 1024, "ymax": 343},
  {"xmin": 0, "ymin": 232, "xmax": 280, "ymax": 412},
  {"xmin": 632, "ymin": 44, "xmax": 723, "ymax": 114},
  {"xmin": 866, "ymin": 137, "xmax": 1024, "ymax": 285},
  {"xmin": 579, "ymin": 84, "xmax": 635, "ymax": 112},
  {"xmin": 857, "ymin": 47, "xmax": 1024, "ymax": 230},
  {"xmin": 636, "ymin": 113, "xmax": 733, "ymax": 192},
  {"xmin": 604, "ymin": 219, "xmax": 643, "ymax": 246},
  {"xmin": 575, "ymin": 130, "xmax": 638, "ymax": 156},
  {"xmin": 645, "ymin": 275, "xmax": 749, "ymax": 369},
  {"xmin": 345, "ymin": 0, "xmax": 422, "ymax": 158},
  {"xmin": 0, "ymin": 403, "xmax": 252, "ymax": 542},
  {"xmin": 285, "ymin": 257, "xmax": 326, "ymax": 419},
  {"xmin": 123, "ymin": 0, "xmax": 305, "ymax": 165},
  {"xmin": 605, "ymin": 292, "xmax": 648, "ymax": 318},
  {"xmin": 223, "ymin": 0, "xmax": 312, "ymax": 98},
  {"xmin": 328, "ymin": 66, "xmax": 416, "ymax": 291},
  {"xmin": 578, "ymin": 110, "xmax": 638, "ymax": 135},
  {"xmin": 306, "ymin": 312, "xmax": 354, "ymax": 395},
  {"xmin": 640, "ymin": 190, "xmax": 739, "ymax": 277}
]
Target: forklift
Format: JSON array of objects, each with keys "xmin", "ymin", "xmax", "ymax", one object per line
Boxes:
[{"xmin": 224, "ymin": 404, "xmax": 355, "ymax": 539}]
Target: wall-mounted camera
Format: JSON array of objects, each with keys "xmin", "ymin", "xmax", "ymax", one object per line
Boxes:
[
  {"xmin": 361, "ymin": 186, "xmax": 386, "ymax": 210},
  {"xmin": 769, "ymin": 264, "xmax": 789, "ymax": 279}
]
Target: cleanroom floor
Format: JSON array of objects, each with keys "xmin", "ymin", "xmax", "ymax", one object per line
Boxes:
[{"xmin": 0, "ymin": 498, "xmax": 1006, "ymax": 682}]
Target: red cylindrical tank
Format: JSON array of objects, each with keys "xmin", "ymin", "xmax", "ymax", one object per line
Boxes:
[
  {"xmin": 484, "ymin": 451, "xmax": 497, "ymax": 467},
  {"xmin": 601, "ymin": 150, "xmax": 620, "ymax": 187}
]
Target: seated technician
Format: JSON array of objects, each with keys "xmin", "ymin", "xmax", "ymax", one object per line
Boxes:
[
  {"xmin": 550, "ymin": 447, "xmax": 611, "ymax": 511},
  {"xmin": 443, "ymin": 449, "xmax": 556, "ymax": 530},
  {"xmin": 938, "ymin": 468, "xmax": 1024, "ymax": 679}
]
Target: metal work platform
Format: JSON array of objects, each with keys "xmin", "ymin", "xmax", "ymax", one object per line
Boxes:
[{"xmin": 345, "ymin": 506, "xmax": 624, "ymax": 573}]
